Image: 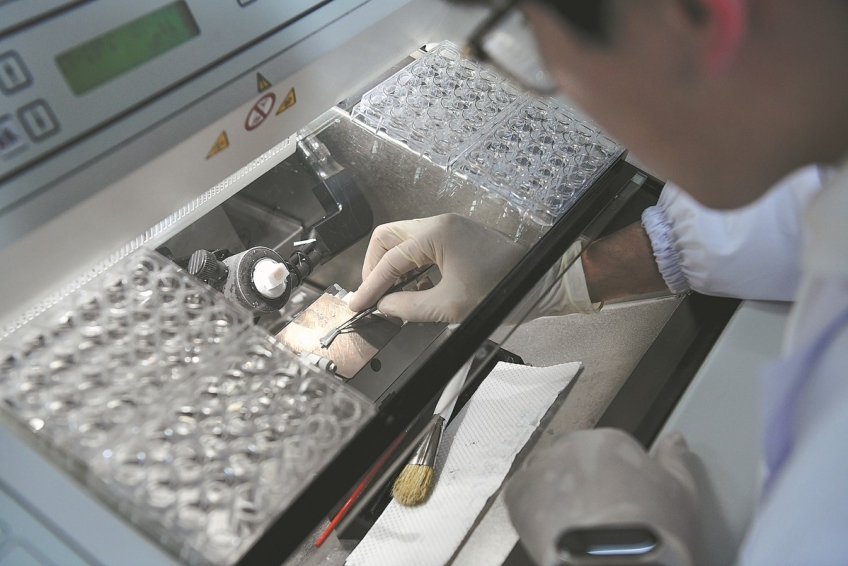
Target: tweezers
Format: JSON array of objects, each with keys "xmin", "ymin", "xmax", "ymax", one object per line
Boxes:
[
  {"xmin": 318, "ymin": 305, "xmax": 379, "ymax": 348},
  {"xmin": 319, "ymin": 266, "xmax": 434, "ymax": 349}
]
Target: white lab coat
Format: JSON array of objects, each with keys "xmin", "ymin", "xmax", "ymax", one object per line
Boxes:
[
  {"xmin": 641, "ymin": 165, "xmax": 824, "ymax": 301},
  {"xmin": 643, "ymin": 164, "xmax": 848, "ymax": 565},
  {"xmin": 738, "ymin": 161, "xmax": 848, "ymax": 565}
]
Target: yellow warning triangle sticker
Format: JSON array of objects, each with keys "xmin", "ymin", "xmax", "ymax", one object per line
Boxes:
[
  {"xmin": 276, "ymin": 88, "xmax": 297, "ymax": 115},
  {"xmin": 256, "ymin": 73, "xmax": 272, "ymax": 93},
  {"xmin": 206, "ymin": 131, "xmax": 229, "ymax": 159}
]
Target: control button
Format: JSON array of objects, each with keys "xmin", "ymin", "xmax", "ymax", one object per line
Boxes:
[
  {"xmin": 237, "ymin": 0, "xmax": 257, "ymax": 5},
  {"xmin": 0, "ymin": 51, "xmax": 32, "ymax": 95},
  {"xmin": 17, "ymin": 100, "xmax": 59, "ymax": 142},
  {"xmin": 0, "ymin": 115, "xmax": 27, "ymax": 158}
]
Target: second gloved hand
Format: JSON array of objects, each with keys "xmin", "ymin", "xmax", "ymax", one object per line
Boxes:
[
  {"xmin": 347, "ymin": 214, "xmax": 527, "ymax": 323},
  {"xmin": 505, "ymin": 428, "xmax": 699, "ymax": 566}
]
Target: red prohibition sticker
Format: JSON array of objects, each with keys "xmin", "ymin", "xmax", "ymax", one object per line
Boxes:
[{"xmin": 245, "ymin": 93, "xmax": 276, "ymax": 131}]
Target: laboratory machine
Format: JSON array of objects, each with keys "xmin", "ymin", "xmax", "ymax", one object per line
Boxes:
[{"xmin": 0, "ymin": 2, "xmax": 780, "ymax": 565}]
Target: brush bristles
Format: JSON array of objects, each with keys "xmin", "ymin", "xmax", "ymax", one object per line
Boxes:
[{"xmin": 392, "ymin": 464, "xmax": 434, "ymax": 506}]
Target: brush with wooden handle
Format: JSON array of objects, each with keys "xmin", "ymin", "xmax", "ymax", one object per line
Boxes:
[{"xmin": 392, "ymin": 360, "xmax": 472, "ymax": 506}]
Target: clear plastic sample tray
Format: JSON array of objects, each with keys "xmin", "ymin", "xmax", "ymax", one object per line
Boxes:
[
  {"xmin": 352, "ymin": 42, "xmax": 523, "ymax": 166},
  {"xmin": 352, "ymin": 41, "xmax": 625, "ymax": 228},
  {"xmin": 0, "ymin": 249, "xmax": 374, "ymax": 566},
  {"xmin": 452, "ymin": 97, "xmax": 624, "ymax": 226}
]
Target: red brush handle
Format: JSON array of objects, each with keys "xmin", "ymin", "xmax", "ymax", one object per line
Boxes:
[{"xmin": 315, "ymin": 431, "xmax": 407, "ymax": 547}]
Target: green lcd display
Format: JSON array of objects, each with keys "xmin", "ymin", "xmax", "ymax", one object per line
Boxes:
[{"xmin": 56, "ymin": 1, "xmax": 200, "ymax": 96}]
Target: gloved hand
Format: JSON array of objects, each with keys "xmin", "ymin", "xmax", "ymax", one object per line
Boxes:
[
  {"xmin": 348, "ymin": 214, "xmax": 600, "ymax": 323},
  {"xmin": 347, "ymin": 214, "xmax": 526, "ymax": 323},
  {"xmin": 505, "ymin": 428, "xmax": 699, "ymax": 566}
]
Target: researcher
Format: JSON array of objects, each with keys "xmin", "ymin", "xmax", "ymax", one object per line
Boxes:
[{"xmin": 349, "ymin": 0, "xmax": 848, "ymax": 564}]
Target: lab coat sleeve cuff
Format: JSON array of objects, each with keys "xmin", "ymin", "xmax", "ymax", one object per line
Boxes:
[{"xmin": 642, "ymin": 204, "xmax": 690, "ymax": 295}]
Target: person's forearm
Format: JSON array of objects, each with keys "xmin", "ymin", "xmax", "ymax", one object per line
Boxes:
[{"xmin": 581, "ymin": 221, "xmax": 668, "ymax": 303}]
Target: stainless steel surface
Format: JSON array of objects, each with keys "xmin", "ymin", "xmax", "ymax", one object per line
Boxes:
[{"xmin": 504, "ymin": 297, "xmax": 681, "ymax": 442}]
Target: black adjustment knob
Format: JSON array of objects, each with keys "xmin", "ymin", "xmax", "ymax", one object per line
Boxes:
[{"xmin": 187, "ymin": 250, "xmax": 228, "ymax": 286}]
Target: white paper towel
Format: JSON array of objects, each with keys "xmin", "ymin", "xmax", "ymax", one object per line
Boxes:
[
  {"xmin": 451, "ymin": 492, "xmax": 519, "ymax": 566},
  {"xmin": 346, "ymin": 361, "xmax": 581, "ymax": 566}
]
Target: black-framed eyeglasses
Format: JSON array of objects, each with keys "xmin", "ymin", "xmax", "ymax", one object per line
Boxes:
[{"xmin": 463, "ymin": 1, "xmax": 559, "ymax": 95}]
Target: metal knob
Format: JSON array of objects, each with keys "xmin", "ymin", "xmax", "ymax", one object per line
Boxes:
[{"xmin": 187, "ymin": 250, "xmax": 228, "ymax": 287}]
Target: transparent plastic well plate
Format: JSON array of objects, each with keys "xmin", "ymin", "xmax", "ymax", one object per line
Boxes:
[
  {"xmin": 352, "ymin": 41, "xmax": 624, "ymax": 227},
  {"xmin": 452, "ymin": 97, "xmax": 624, "ymax": 226},
  {"xmin": 352, "ymin": 42, "xmax": 523, "ymax": 166},
  {"xmin": 0, "ymin": 251, "xmax": 252, "ymax": 458},
  {"xmin": 0, "ymin": 249, "xmax": 374, "ymax": 566},
  {"xmin": 90, "ymin": 327, "xmax": 372, "ymax": 566}
]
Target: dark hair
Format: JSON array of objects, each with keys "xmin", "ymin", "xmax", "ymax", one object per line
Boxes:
[
  {"xmin": 448, "ymin": 0, "xmax": 612, "ymax": 42},
  {"xmin": 544, "ymin": 1, "xmax": 611, "ymax": 43},
  {"xmin": 548, "ymin": 0, "xmax": 709, "ymax": 40}
]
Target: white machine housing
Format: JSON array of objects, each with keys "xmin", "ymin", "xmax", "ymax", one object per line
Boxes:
[{"xmin": 0, "ymin": 0, "xmax": 482, "ymax": 333}]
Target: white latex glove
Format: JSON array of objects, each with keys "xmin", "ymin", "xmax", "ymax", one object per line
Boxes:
[
  {"xmin": 347, "ymin": 214, "xmax": 527, "ymax": 323},
  {"xmin": 348, "ymin": 214, "xmax": 602, "ymax": 324},
  {"xmin": 505, "ymin": 428, "xmax": 699, "ymax": 566}
]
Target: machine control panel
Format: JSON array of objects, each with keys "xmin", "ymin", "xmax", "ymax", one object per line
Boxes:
[{"xmin": 0, "ymin": 0, "xmax": 341, "ymax": 209}]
